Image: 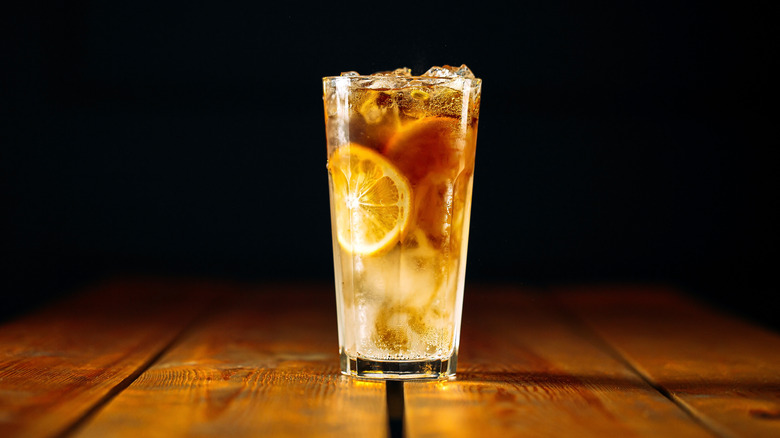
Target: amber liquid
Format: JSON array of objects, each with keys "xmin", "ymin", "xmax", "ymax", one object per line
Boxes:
[{"xmin": 324, "ymin": 76, "xmax": 480, "ymax": 378}]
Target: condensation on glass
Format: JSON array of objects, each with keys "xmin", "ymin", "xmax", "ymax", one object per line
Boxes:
[{"xmin": 323, "ymin": 66, "xmax": 481, "ymax": 379}]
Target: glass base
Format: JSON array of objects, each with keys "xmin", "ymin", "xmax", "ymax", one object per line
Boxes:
[{"xmin": 340, "ymin": 350, "xmax": 457, "ymax": 380}]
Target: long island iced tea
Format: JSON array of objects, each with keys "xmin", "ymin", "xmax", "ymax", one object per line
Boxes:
[{"xmin": 323, "ymin": 65, "xmax": 481, "ymax": 379}]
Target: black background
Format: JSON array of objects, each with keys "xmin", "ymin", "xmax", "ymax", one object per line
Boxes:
[{"xmin": 3, "ymin": 2, "xmax": 776, "ymax": 326}]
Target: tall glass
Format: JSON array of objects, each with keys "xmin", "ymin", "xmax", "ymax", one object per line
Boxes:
[{"xmin": 323, "ymin": 65, "xmax": 481, "ymax": 379}]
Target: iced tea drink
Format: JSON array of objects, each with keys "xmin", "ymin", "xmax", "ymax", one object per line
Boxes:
[{"xmin": 323, "ymin": 65, "xmax": 481, "ymax": 379}]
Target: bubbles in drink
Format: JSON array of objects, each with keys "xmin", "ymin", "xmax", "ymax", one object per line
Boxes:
[{"xmin": 324, "ymin": 66, "xmax": 481, "ymax": 369}]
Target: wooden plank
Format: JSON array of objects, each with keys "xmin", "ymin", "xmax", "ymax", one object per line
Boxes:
[
  {"xmin": 73, "ymin": 283, "xmax": 387, "ymax": 438},
  {"xmin": 404, "ymin": 286, "xmax": 714, "ymax": 438},
  {"xmin": 554, "ymin": 285, "xmax": 780, "ymax": 438},
  {"xmin": 0, "ymin": 277, "xmax": 216, "ymax": 438}
]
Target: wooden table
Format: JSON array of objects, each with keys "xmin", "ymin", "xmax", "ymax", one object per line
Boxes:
[{"xmin": 1, "ymin": 278, "xmax": 779, "ymax": 438}]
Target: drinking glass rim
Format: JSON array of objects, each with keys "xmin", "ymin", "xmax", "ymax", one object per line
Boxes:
[{"xmin": 322, "ymin": 75, "xmax": 481, "ymax": 84}]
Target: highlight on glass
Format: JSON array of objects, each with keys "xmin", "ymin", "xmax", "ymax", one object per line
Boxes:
[{"xmin": 323, "ymin": 65, "xmax": 481, "ymax": 379}]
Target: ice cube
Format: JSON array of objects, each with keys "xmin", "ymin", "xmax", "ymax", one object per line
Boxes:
[
  {"xmin": 421, "ymin": 64, "xmax": 476, "ymax": 79},
  {"xmin": 366, "ymin": 77, "xmax": 395, "ymax": 89},
  {"xmin": 371, "ymin": 67, "xmax": 412, "ymax": 77},
  {"xmin": 395, "ymin": 88, "xmax": 427, "ymax": 119},
  {"xmin": 393, "ymin": 67, "xmax": 413, "ymax": 77},
  {"xmin": 429, "ymin": 86, "xmax": 464, "ymax": 118},
  {"xmin": 358, "ymin": 90, "xmax": 398, "ymax": 124}
]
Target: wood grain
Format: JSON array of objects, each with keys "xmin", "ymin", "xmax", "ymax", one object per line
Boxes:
[
  {"xmin": 5, "ymin": 279, "xmax": 777, "ymax": 438},
  {"xmin": 73, "ymin": 283, "xmax": 387, "ymax": 438},
  {"xmin": 0, "ymin": 278, "xmax": 216, "ymax": 438},
  {"xmin": 555, "ymin": 285, "xmax": 780, "ymax": 438},
  {"xmin": 404, "ymin": 286, "xmax": 714, "ymax": 438}
]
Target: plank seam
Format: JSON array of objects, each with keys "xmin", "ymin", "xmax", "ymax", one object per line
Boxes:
[
  {"xmin": 386, "ymin": 380, "xmax": 405, "ymax": 438},
  {"xmin": 548, "ymin": 296, "xmax": 737, "ymax": 438},
  {"xmin": 54, "ymin": 306, "xmax": 215, "ymax": 438}
]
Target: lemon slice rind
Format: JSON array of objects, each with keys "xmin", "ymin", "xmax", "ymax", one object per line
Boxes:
[{"xmin": 328, "ymin": 144, "xmax": 412, "ymax": 256}]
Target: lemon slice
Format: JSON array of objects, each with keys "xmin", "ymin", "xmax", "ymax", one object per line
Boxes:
[{"xmin": 328, "ymin": 144, "xmax": 412, "ymax": 255}]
